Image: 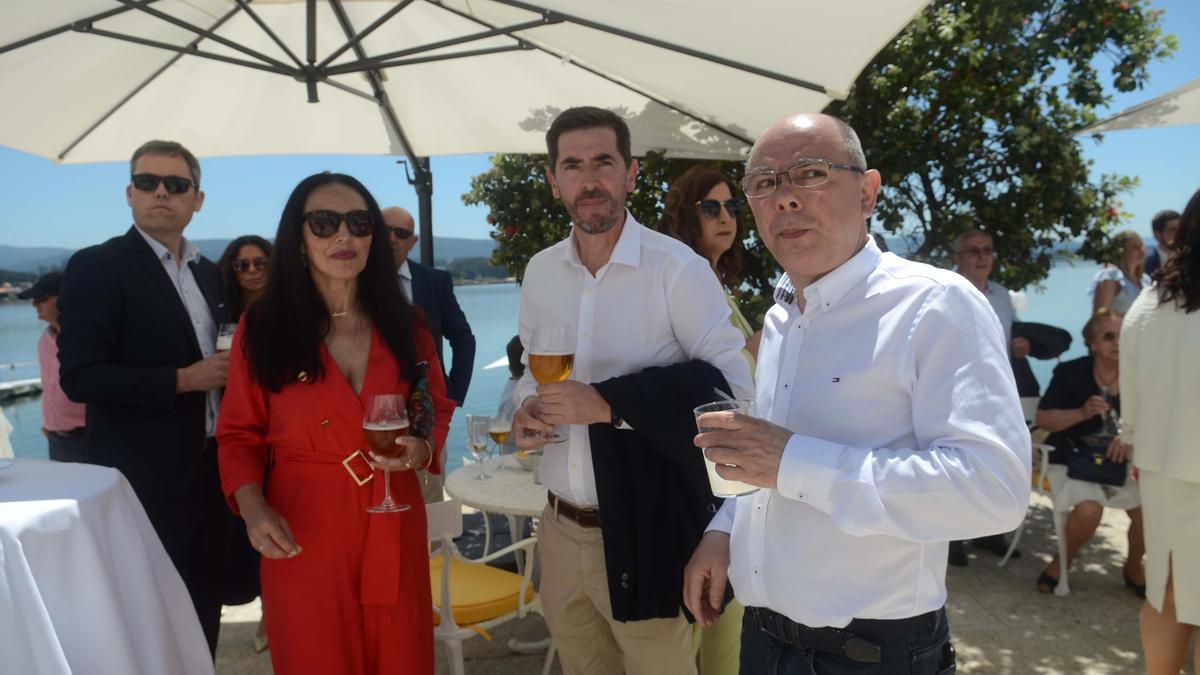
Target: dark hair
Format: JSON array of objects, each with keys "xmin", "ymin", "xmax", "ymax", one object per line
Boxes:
[
  {"xmin": 1157, "ymin": 188, "xmax": 1200, "ymax": 313},
  {"xmin": 1082, "ymin": 307, "xmax": 1122, "ymax": 352},
  {"xmin": 545, "ymin": 106, "xmax": 632, "ymax": 171},
  {"xmin": 130, "ymin": 140, "xmax": 201, "ymax": 188},
  {"xmin": 218, "ymin": 235, "xmax": 274, "ymax": 320},
  {"xmin": 659, "ymin": 165, "xmax": 744, "ymax": 288},
  {"xmin": 506, "ymin": 334, "xmax": 525, "ymax": 379},
  {"xmin": 1151, "ymin": 209, "xmax": 1181, "ymax": 235},
  {"xmin": 243, "ymin": 173, "xmax": 419, "ymax": 391}
]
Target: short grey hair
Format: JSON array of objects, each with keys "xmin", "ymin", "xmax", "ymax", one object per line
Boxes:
[{"xmin": 130, "ymin": 140, "xmax": 201, "ymax": 188}]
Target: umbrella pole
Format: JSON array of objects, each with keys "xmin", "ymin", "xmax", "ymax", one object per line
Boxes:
[{"xmin": 413, "ymin": 157, "xmax": 434, "ymax": 267}]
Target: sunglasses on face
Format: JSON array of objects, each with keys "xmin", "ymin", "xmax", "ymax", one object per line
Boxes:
[
  {"xmin": 131, "ymin": 173, "xmax": 195, "ymax": 195},
  {"xmin": 696, "ymin": 198, "xmax": 744, "ymax": 220},
  {"xmin": 232, "ymin": 257, "xmax": 268, "ymax": 272},
  {"xmin": 32, "ymin": 295, "xmax": 54, "ymax": 304},
  {"xmin": 389, "ymin": 227, "xmax": 414, "ymax": 240},
  {"xmin": 303, "ymin": 210, "xmax": 374, "ymax": 238}
]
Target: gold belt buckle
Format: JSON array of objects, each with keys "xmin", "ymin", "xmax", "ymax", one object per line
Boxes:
[{"xmin": 342, "ymin": 449, "xmax": 375, "ymax": 486}]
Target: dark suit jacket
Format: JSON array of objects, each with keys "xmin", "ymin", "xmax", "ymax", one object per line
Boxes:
[
  {"xmin": 590, "ymin": 360, "xmax": 730, "ymax": 622},
  {"xmin": 408, "ymin": 260, "xmax": 475, "ymax": 405},
  {"xmin": 1145, "ymin": 246, "xmax": 1163, "ymax": 278},
  {"xmin": 58, "ymin": 227, "xmax": 226, "ymax": 499}
]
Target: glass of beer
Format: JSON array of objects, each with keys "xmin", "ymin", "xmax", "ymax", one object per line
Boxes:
[
  {"xmin": 528, "ymin": 324, "xmax": 575, "ymax": 443},
  {"xmin": 488, "ymin": 416, "xmax": 512, "ymax": 470},
  {"xmin": 215, "ymin": 323, "xmax": 236, "ymax": 352},
  {"xmin": 693, "ymin": 399, "xmax": 760, "ymax": 498},
  {"xmin": 467, "ymin": 415, "xmax": 491, "ymax": 480},
  {"xmin": 363, "ymin": 394, "xmax": 411, "ymax": 513}
]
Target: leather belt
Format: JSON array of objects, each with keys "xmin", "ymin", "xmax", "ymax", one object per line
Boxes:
[
  {"xmin": 745, "ymin": 606, "xmax": 939, "ymax": 664},
  {"xmin": 50, "ymin": 427, "xmax": 85, "ymax": 438},
  {"xmin": 548, "ymin": 493, "xmax": 601, "ymax": 528}
]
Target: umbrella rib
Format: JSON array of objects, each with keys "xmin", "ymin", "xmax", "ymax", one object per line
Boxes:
[
  {"xmin": 115, "ymin": 0, "xmax": 295, "ymax": 73},
  {"xmin": 56, "ymin": 4, "xmax": 248, "ymax": 161},
  {"xmin": 326, "ymin": 16, "xmax": 559, "ymax": 73},
  {"xmin": 428, "ymin": 0, "xmax": 754, "ymax": 147},
  {"xmin": 316, "ymin": 0, "xmax": 418, "ymax": 71},
  {"xmin": 326, "ymin": 44, "xmax": 530, "ymax": 76},
  {"xmin": 78, "ymin": 26, "xmax": 292, "ymax": 75},
  {"xmin": 486, "ymin": 0, "xmax": 828, "ymax": 94},
  {"xmin": 0, "ymin": 0, "xmax": 163, "ymax": 55},
  {"xmin": 233, "ymin": 0, "xmax": 305, "ymax": 69}
]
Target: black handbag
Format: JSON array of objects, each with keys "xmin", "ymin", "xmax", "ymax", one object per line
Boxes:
[{"xmin": 1064, "ymin": 442, "xmax": 1127, "ymax": 487}]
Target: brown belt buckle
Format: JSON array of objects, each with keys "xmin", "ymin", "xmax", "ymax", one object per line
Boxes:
[{"xmin": 342, "ymin": 449, "xmax": 375, "ymax": 486}]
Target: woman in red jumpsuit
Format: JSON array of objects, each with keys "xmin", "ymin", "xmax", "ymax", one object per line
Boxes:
[{"xmin": 218, "ymin": 172, "xmax": 454, "ymax": 674}]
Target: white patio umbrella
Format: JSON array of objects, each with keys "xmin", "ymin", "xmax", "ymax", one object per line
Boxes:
[
  {"xmin": 0, "ymin": 0, "xmax": 929, "ymax": 261},
  {"xmin": 1082, "ymin": 75, "xmax": 1200, "ymax": 133}
]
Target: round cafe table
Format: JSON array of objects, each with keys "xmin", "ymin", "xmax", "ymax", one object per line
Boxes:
[
  {"xmin": 444, "ymin": 452, "xmax": 546, "ymax": 571},
  {"xmin": 0, "ymin": 459, "xmax": 213, "ymax": 675}
]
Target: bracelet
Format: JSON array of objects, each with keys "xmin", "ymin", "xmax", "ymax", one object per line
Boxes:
[{"xmin": 418, "ymin": 438, "xmax": 435, "ymax": 471}]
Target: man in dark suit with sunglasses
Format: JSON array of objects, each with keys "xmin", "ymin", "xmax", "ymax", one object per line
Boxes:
[
  {"xmin": 57, "ymin": 140, "xmax": 230, "ymax": 657},
  {"xmin": 383, "ymin": 206, "xmax": 476, "ymax": 500}
]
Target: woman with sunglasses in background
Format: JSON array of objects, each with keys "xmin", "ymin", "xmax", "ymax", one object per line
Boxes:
[
  {"xmin": 218, "ymin": 235, "xmax": 273, "ymax": 320},
  {"xmin": 1034, "ymin": 308, "xmax": 1144, "ymax": 596},
  {"xmin": 216, "ymin": 234, "xmax": 275, "ymax": 652},
  {"xmin": 217, "ymin": 173, "xmax": 454, "ymax": 674},
  {"xmin": 661, "ymin": 166, "xmax": 761, "ymax": 363}
]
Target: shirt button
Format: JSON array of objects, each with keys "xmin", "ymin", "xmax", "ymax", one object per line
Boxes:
[
  {"xmin": 783, "ymin": 384, "xmax": 789, "ymax": 389},
  {"xmin": 320, "ymin": 419, "xmax": 331, "ymax": 427}
]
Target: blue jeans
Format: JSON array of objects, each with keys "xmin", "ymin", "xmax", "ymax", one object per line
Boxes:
[{"xmin": 740, "ymin": 607, "xmax": 955, "ymax": 674}]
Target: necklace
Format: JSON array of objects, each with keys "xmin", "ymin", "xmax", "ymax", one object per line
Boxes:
[
  {"xmin": 331, "ymin": 310, "xmax": 350, "ymax": 318},
  {"xmin": 1093, "ymin": 363, "xmax": 1118, "ymax": 390}
]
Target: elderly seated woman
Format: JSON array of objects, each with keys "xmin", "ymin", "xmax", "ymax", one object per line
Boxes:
[{"xmin": 1035, "ymin": 308, "xmax": 1145, "ymax": 595}]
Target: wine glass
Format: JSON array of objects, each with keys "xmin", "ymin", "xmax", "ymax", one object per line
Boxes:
[
  {"xmin": 488, "ymin": 415, "xmax": 513, "ymax": 469},
  {"xmin": 363, "ymin": 394, "xmax": 411, "ymax": 513},
  {"xmin": 528, "ymin": 324, "xmax": 575, "ymax": 443},
  {"xmin": 467, "ymin": 415, "xmax": 492, "ymax": 480}
]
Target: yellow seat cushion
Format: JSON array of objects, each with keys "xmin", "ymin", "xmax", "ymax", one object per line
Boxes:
[{"xmin": 430, "ymin": 556, "xmax": 535, "ymax": 626}]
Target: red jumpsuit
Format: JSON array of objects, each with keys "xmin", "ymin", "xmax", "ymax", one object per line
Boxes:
[{"xmin": 219, "ymin": 327, "xmax": 454, "ymax": 674}]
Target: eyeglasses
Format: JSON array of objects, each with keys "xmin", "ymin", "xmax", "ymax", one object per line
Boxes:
[
  {"xmin": 131, "ymin": 173, "xmax": 195, "ymax": 195},
  {"xmin": 232, "ymin": 257, "xmax": 268, "ymax": 272},
  {"xmin": 696, "ymin": 198, "xmax": 743, "ymax": 220},
  {"xmin": 388, "ymin": 227, "xmax": 414, "ymax": 240},
  {"xmin": 303, "ymin": 210, "xmax": 374, "ymax": 238},
  {"xmin": 956, "ymin": 245, "xmax": 994, "ymax": 257},
  {"xmin": 741, "ymin": 159, "xmax": 865, "ymax": 198}
]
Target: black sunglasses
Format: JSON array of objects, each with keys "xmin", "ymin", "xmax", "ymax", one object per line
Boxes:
[
  {"xmin": 131, "ymin": 173, "xmax": 195, "ymax": 195},
  {"xmin": 389, "ymin": 227, "xmax": 414, "ymax": 240},
  {"xmin": 232, "ymin": 257, "xmax": 268, "ymax": 272},
  {"xmin": 303, "ymin": 210, "xmax": 374, "ymax": 238},
  {"xmin": 696, "ymin": 198, "xmax": 743, "ymax": 220}
]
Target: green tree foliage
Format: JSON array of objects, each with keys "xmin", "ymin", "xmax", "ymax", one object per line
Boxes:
[
  {"xmin": 465, "ymin": 0, "xmax": 1174, "ymax": 309},
  {"xmin": 827, "ymin": 0, "xmax": 1175, "ymax": 289},
  {"xmin": 0, "ymin": 268, "xmax": 38, "ymax": 284},
  {"xmin": 445, "ymin": 256, "xmax": 508, "ymax": 281}
]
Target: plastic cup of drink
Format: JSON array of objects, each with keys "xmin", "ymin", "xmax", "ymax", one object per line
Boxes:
[{"xmin": 693, "ymin": 400, "xmax": 759, "ymax": 498}]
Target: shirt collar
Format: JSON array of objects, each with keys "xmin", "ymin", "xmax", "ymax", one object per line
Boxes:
[
  {"xmin": 775, "ymin": 236, "xmax": 882, "ymax": 312},
  {"xmin": 562, "ymin": 210, "xmax": 642, "ymax": 270},
  {"xmin": 397, "ymin": 259, "xmax": 411, "ymax": 280},
  {"xmin": 134, "ymin": 224, "xmax": 199, "ymax": 264}
]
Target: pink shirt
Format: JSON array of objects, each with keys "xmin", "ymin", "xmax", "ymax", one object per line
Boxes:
[{"xmin": 38, "ymin": 327, "xmax": 86, "ymax": 432}]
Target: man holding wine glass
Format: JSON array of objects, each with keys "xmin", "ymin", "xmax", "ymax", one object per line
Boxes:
[
  {"xmin": 682, "ymin": 113, "xmax": 1031, "ymax": 674},
  {"xmin": 512, "ymin": 107, "xmax": 753, "ymax": 675}
]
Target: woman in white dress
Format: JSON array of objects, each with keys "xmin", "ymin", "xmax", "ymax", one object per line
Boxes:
[
  {"xmin": 1091, "ymin": 230, "xmax": 1151, "ymax": 314},
  {"xmin": 1121, "ymin": 188, "xmax": 1200, "ymax": 675}
]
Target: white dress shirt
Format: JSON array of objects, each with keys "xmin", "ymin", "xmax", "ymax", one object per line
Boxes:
[
  {"xmin": 515, "ymin": 213, "xmax": 754, "ymax": 507},
  {"xmin": 708, "ymin": 238, "xmax": 1030, "ymax": 627},
  {"xmin": 135, "ymin": 226, "xmax": 219, "ymax": 436},
  {"xmin": 1120, "ymin": 286, "xmax": 1200, "ymax": 481},
  {"xmin": 397, "ymin": 259, "xmax": 413, "ymax": 302}
]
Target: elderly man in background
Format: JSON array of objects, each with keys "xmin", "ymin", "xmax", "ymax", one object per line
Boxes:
[
  {"xmin": 684, "ymin": 113, "xmax": 1030, "ymax": 674},
  {"xmin": 18, "ymin": 271, "xmax": 87, "ymax": 462}
]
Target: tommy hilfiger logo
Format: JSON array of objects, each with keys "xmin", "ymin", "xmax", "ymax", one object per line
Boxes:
[{"xmin": 832, "ymin": 377, "xmax": 841, "ymax": 383}]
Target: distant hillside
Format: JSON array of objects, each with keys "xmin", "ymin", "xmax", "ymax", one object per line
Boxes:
[{"xmin": 0, "ymin": 236, "xmax": 496, "ymax": 273}]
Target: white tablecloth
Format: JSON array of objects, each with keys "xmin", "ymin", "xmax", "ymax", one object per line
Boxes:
[
  {"xmin": 445, "ymin": 454, "xmax": 547, "ymax": 518},
  {"xmin": 0, "ymin": 460, "xmax": 213, "ymax": 675}
]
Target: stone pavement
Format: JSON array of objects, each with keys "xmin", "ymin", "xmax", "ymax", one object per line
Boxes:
[{"xmin": 215, "ymin": 494, "xmax": 1195, "ymax": 674}]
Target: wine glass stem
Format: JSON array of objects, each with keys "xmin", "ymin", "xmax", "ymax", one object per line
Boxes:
[{"xmin": 382, "ymin": 468, "xmax": 393, "ymax": 504}]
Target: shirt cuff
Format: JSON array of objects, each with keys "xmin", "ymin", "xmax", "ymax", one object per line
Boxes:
[
  {"xmin": 705, "ymin": 497, "xmax": 736, "ymax": 534},
  {"xmin": 775, "ymin": 433, "xmax": 844, "ymax": 510}
]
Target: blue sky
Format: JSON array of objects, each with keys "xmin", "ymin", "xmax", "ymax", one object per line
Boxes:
[{"xmin": 1, "ymin": 0, "xmax": 1197, "ymax": 251}]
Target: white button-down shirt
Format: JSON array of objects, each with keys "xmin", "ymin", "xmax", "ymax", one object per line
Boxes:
[
  {"xmin": 397, "ymin": 260, "xmax": 413, "ymax": 303},
  {"xmin": 708, "ymin": 238, "xmax": 1030, "ymax": 627},
  {"xmin": 135, "ymin": 226, "xmax": 219, "ymax": 436},
  {"xmin": 516, "ymin": 213, "xmax": 754, "ymax": 507}
]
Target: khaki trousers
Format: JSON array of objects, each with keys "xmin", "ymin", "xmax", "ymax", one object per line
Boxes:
[{"xmin": 538, "ymin": 504, "xmax": 697, "ymax": 675}]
